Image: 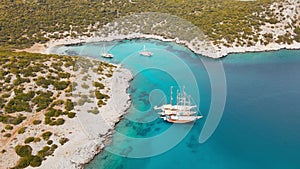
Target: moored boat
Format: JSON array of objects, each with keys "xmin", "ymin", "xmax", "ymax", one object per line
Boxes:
[
  {"xmin": 139, "ymin": 45, "xmax": 153, "ymax": 56},
  {"xmin": 155, "ymin": 86, "xmax": 202, "ymax": 123},
  {"xmin": 101, "ymin": 45, "xmax": 114, "ymax": 58}
]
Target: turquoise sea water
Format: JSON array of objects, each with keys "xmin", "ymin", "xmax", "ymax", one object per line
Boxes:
[{"xmin": 50, "ymin": 39, "xmax": 300, "ymax": 169}]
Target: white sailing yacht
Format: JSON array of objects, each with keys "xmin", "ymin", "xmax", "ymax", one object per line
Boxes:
[
  {"xmin": 155, "ymin": 86, "xmax": 203, "ymax": 123},
  {"xmin": 139, "ymin": 45, "xmax": 153, "ymax": 56},
  {"xmin": 101, "ymin": 45, "xmax": 114, "ymax": 58}
]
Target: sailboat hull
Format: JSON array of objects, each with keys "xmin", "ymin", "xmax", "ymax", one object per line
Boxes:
[
  {"xmin": 101, "ymin": 53, "xmax": 114, "ymax": 58},
  {"xmin": 165, "ymin": 119, "xmax": 195, "ymax": 123},
  {"xmin": 160, "ymin": 115, "xmax": 203, "ymax": 123},
  {"xmin": 139, "ymin": 51, "xmax": 152, "ymax": 56}
]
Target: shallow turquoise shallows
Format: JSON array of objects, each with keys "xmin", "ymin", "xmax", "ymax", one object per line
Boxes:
[{"xmin": 50, "ymin": 39, "xmax": 300, "ymax": 169}]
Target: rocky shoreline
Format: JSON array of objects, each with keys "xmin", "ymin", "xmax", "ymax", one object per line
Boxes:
[
  {"xmin": 20, "ymin": 32, "xmax": 300, "ymax": 59},
  {"xmin": 35, "ymin": 66, "xmax": 133, "ymax": 169}
]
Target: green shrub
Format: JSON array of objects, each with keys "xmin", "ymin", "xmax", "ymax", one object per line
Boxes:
[
  {"xmin": 67, "ymin": 112, "xmax": 76, "ymax": 118},
  {"xmin": 77, "ymin": 94, "xmax": 89, "ymax": 105},
  {"xmin": 82, "ymin": 75, "xmax": 89, "ymax": 81},
  {"xmin": 0, "ymin": 113, "xmax": 26, "ymax": 124},
  {"xmin": 64, "ymin": 60, "xmax": 75, "ymax": 68},
  {"xmin": 13, "ymin": 76, "xmax": 30, "ymax": 85},
  {"xmin": 51, "ymin": 144, "xmax": 58, "ymax": 150},
  {"xmin": 37, "ymin": 146, "xmax": 54, "ymax": 158},
  {"xmin": 23, "ymin": 66, "xmax": 40, "ymax": 77},
  {"xmin": 29, "ymin": 155, "xmax": 42, "ymax": 167},
  {"xmin": 4, "ymin": 76, "xmax": 11, "ymax": 83},
  {"xmin": 45, "ymin": 108, "xmax": 55, "ymax": 117},
  {"xmin": 45, "ymin": 108, "xmax": 63, "ymax": 118},
  {"xmin": 32, "ymin": 120, "xmax": 42, "ymax": 125},
  {"xmin": 4, "ymin": 133, "xmax": 11, "ymax": 137},
  {"xmin": 95, "ymin": 91, "xmax": 109, "ymax": 100},
  {"xmin": 2, "ymin": 93, "xmax": 10, "ymax": 98},
  {"xmin": 5, "ymin": 124, "xmax": 13, "ymax": 130},
  {"xmin": 52, "ymin": 100, "xmax": 64, "ymax": 106},
  {"xmin": 51, "ymin": 61, "xmax": 63, "ymax": 71},
  {"xmin": 0, "ymin": 115, "xmax": 9, "ymax": 123},
  {"xmin": 18, "ymin": 127, "xmax": 26, "ymax": 134},
  {"xmin": 65, "ymin": 84, "xmax": 73, "ymax": 93},
  {"xmin": 41, "ymin": 131, "xmax": 52, "ymax": 141},
  {"xmin": 55, "ymin": 118, "xmax": 65, "ymax": 125},
  {"xmin": 24, "ymin": 137, "xmax": 35, "ymax": 144},
  {"xmin": 34, "ymin": 137, "xmax": 41, "ymax": 143},
  {"xmin": 4, "ymin": 99, "xmax": 31, "ymax": 113},
  {"xmin": 77, "ymin": 98, "xmax": 86, "ymax": 106},
  {"xmin": 15, "ymin": 145, "xmax": 32, "ymax": 157},
  {"xmin": 11, "ymin": 115, "xmax": 27, "ymax": 125},
  {"xmin": 53, "ymin": 80, "xmax": 70, "ymax": 90},
  {"xmin": 88, "ymin": 107, "xmax": 99, "ymax": 114},
  {"xmin": 13, "ymin": 155, "xmax": 33, "ymax": 168},
  {"xmin": 93, "ymin": 82, "xmax": 105, "ymax": 89},
  {"xmin": 47, "ymin": 140, "xmax": 53, "ymax": 145},
  {"xmin": 105, "ymin": 73, "xmax": 112, "ymax": 77},
  {"xmin": 81, "ymin": 83, "xmax": 90, "ymax": 89},
  {"xmin": 59, "ymin": 137, "xmax": 69, "ymax": 145},
  {"xmin": 65, "ymin": 99, "xmax": 74, "ymax": 111},
  {"xmin": 58, "ymin": 72, "xmax": 71, "ymax": 79},
  {"xmin": 32, "ymin": 91, "xmax": 53, "ymax": 111},
  {"xmin": 44, "ymin": 116, "xmax": 51, "ymax": 125},
  {"xmin": 0, "ymin": 97, "xmax": 4, "ymax": 109},
  {"xmin": 97, "ymin": 100, "xmax": 104, "ymax": 107},
  {"xmin": 35, "ymin": 76, "xmax": 52, "ymax": 88}
]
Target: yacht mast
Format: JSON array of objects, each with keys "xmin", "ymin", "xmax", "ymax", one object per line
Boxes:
[
  {"xmin": 176, "ymin": 89, "xmax": 179, "ymax": 107},
  {"xmin": 183, "ymin": 86, "xmax": 186, "ymax": 108},
  {"xmin": 188, "ymin": 95, "xmax": 191, "ymax": 113},
  {"xmin": 170, "ymin": 86, "xmax": 173, "ymax": 105},
  {"xmin": 156, "ymin": 86, "xmax": 203, "ymax": 123}
]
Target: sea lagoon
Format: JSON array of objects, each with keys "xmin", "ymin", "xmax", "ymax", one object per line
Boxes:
[{"xmin": 50, "ymin": 39, "xmax": 300, "ymax": 169}]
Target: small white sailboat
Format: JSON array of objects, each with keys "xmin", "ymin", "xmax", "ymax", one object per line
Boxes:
[
  {"xmin": 139, "ymin": 45, "xmax": 153, "ymax": 56},
  {"xmin": 101, "ymin": 45, "xmax": 114, "ymax": 58}
]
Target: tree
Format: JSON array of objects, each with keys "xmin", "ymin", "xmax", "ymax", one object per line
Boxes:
[
  {"xmin": 65, "ymin": 99, "xmax": 74, "ymax": 111},
  {"xmin": 15, "ymin": 145, "xmax": 32, "ymax": 157}
]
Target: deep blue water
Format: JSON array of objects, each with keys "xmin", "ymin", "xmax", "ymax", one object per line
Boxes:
[{"xmin": 50, "ymin": 39, "xmax": 300, "ymax": 169}]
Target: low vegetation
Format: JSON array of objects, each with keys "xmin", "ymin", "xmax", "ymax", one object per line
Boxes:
[
  {"xmin": 0, "ymin": 114, "xmax": 26, "ymax": 125},
  {"xmin": 59, "ymin": 137, "xmax": 69, "ymax": 146},
  {"xmin": 3, "ymin": 133, "xmax": 11, "ymax": 137},
  {"xmin": 0, "ymin": 41, "xmax": 117, "ymax": 168},
  {"xmin": 18, "ymin": 127, "xmax": 27, "ymax": 134},
  {"xmin": 41, "ymin": 131, "xmax": 52, "ymax": 141},
  {"xmin": 32, "ymin": 120, "xmax": 42, "ymax": 125},
  {"xmin": 67, "ymin": 112, "xmax": 76, "ymax": 118},
  {"xmin": 1, "ymin": 0, "xmax": 298, "ymax": 50},
  {"xmin": 88, "ymin": 107, "xmax": 99, "ymax": 114},
  {"xmin": 64, "ymin": 99, "xmax": 74, "ymax": 111},
  {"xmin": 32, "ymin": 91, "xmax": 54, "ymax": 112},
  {"xmin": 13, "ymin": 144, "xmax": 56, "ymax": 168},
  {"xmin": 5, "ymin": 124, "xmax": 13, "ymax": 130},
  {"xmin": 33, "ymin": 137, "xmax": 41, "ymax": 143},
  {"xmin": 44, "ymin": 108, "xmax": 69, "ymax": 126},
  {"xmin": 15, "ymin": 145, "xmax": 32, "ymax": 157},
  {"xmin": 47, "ymin": 140, "xmax": 53, "ymax": 145},
  {"xmin": 24, "ymin": 137, "xmax": 35, "ymax": 144}
]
